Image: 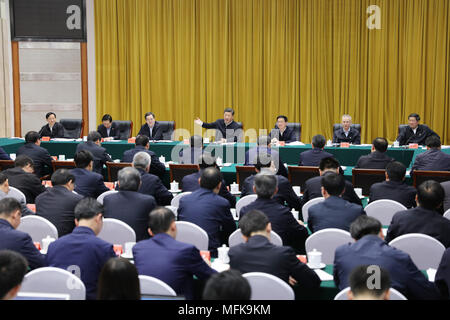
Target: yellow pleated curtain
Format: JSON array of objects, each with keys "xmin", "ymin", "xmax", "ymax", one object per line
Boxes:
[{"xmin": 94, "ymin": 0, "xmax": 450, "ymax": 144}]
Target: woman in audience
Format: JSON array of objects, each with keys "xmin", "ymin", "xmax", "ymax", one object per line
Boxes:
[{"xmin": 97, "ymin": 257, "xmax": 140, "ymax": 300}]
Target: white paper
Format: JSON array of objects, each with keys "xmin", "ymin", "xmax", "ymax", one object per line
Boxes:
[
  {"xmin": 382, "ymin": 228, "xmax": 388, "ymax": 237},
  {"xmin": 359, "ymin": 144, "xmax": 373, "ymax": 147},
  {"xmin": 211, "ymin": 261, "xmax": 230, "ymax": 272},
  {"xmin": 406, "ymin": 170, "xmax": 411, "ymax": 176},
  {"xmin": 427, "ymin": 268, "xmax": 437, "ymax": 282},
  {"xmin": 222, "ymin": 163, "xmax": 232, "ymax": 167},
  {"xmin": 286, "ymin": 141, "xmax": 305, "ymax": 146},
  {"xmin": 314, "ymin": 269, "xmax": 334, "ymax": 281},
  {"xmin": 52, "ymin": 138, "xmax": 77, "ymax": 142}
]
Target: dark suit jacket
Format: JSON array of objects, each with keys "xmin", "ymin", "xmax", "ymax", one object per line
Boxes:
[
  {"xmin": 76, "ymin": 141, "xmax": 112, "ymax": 174},
  {"xmin": 333, "ymin": 235, "xmax": 440, "ymax": 300},
  {"xmin": 70, "ymin": 168, "xmax": 109, "ymax": 198},
  {"xmin": 307, "ymin": 196, "xmax": 365, "ymax": 233},
  {"xmin": 241, "ymin": 174, "xmax": 301, "ymax": 211},
  {"xmin": 385, "ymin": 207, "xmax": 450, "ymax": 248},
  {"xmin": 97, "ymin": 123, "xmax": 119, "ymax": 140},
  {"xmin": 332, "ymin": 127, "xmax": 361, "ymax": 144},
  {"xmin": 245, "ymin": 147, "xmax": 288, "ymax": 178},
  {"xmin": 202, "ymin": 119, "xmax": 243, "ymax": 142},
  {"xmin": 355, "ymin": 151, "xmax": 394, "ymax": 169},
  {"xmin": 0, "ymin": 147, "xmax": 11, "ymax": 160},
  {"xmin": 396, "ymin": 124, "xmax": 439, "ymax": 146},
  {"xmin": 121, "ymin": 146, "xmax": 166, "ymax": 179},
  {"xmin": 138, "ymin": 122, "xmax": 164, "ymax": 141},
  {"xmin": 17, "ymin": 143, "xmax": 53, "ymax": 178},
  {"xmin": 0, "ymin": 219, "xmax": 47, "ymax": 270},
  {"xmin": 46, "ymin": 226, "xmax": 116, "ymax": 300},
  {"xmin": 136, "ymin": 168, "xmax": 173, "ymax": 206},
  {"xmin": 0, "ymin": 190, "xmax": 34, "ymax": 216},
  {"xmin": 182, "ymin": 171, "xmax": 236, "ymax": 208},
  {"xmin": 436, "ymin": 248, "xmax": 450, "ymax": 298},
  {"xmin": 177, "ymin": 188, "xmax": 236, "ymax": 254},
  {"xmin": 270, "ymin": 126, "xmax": 297, "ymax": 143},
  {"xmin": 35, "ymin": 186, "xmax": 84, "ymax": 237},
  {"xmin": 442, "ymin": 181, "xmax": 450, "ymax": 213},
  {"xmin": 133, "ymin": 233, "xmax": 216, "ymax": 299},
  {"xmin": 369, "ymin": 180, "xmax": 417, "ymax": 209},
  {"xmin": 103, "ymin": 190, "xmax": 157, "ymax": 242},
  {"xmin": 38, "ymin": 122, "xmax": 65, "ymax": 139},
  {"xmin": 229, "ymin": 235, "xmax": 321, "ymax": 288},
  {"xmin": 3, "ymin": 167, "xmax": 46, "ymax": 204},
  {"xmin": 298, "ymin": 148, "xmax": 334, "ymax": 167},
  {"xmin": 411, "ymin": 149, "xmax": 450, "ymax": 172}
]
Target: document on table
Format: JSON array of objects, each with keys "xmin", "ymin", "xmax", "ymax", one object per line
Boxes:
[
  {"xmin": 314, "ymin": 269, "xmax": 334, "ymax": 281},
  {"xmin": 286, "ymin": 141, "xmax": 305, "ymax": 146},
  {"xmin": 427, "ymin": 268, "xmax": 437, "ymax": 282}
]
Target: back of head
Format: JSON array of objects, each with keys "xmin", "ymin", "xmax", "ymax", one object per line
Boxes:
[
  {"xmin": 321, "ymin": 172, "xmax": 345, "ymax": 196},
  {"xmin": 239, "ymin": 209, "xmax": 270, "ymax": 237},
  {"xmin": 417, "ymin": 180, "xmax": 444, "ymax": 211},
  {"xmin": 312, "ymin": 134, "xmax": 326, "ymax": 149},
  {"xmin": 148, "ymin": 207, "xmax": 176, "ymax": 234},
  {"xmin": 373, "ymin": 137, "xmax": 388, "ymax": 153},
  {"xmin": 254, "ymin": 155, "xmax": 272, "ymax": 171},
  {"xmin": 0, "ymin": 250, "xmax": 28, "ymax": 300},
  {"xmin": 87, "ymin": 131, "xmax": 102, "ymax": 143},
  {"xmin": 202, "ymin": 269, "xmax": 251, "ymax": 300},
  {"xmin": 349, "ymin": 216, "xmax": 382, "ymax": 240},
  {"xmin": 319, "ymin": 157, "xmax": 340, "ymax": 171},
  {"xmin": 349, "ymin": 265, "xmax": 390, "ymax": 300},
  {"xmin": 74, "ymin": 150, "xmax": 94, "ymax": 169},
  {"xmin": 51, "ymin": 169, "xmax": 75, "ymax": 186},
  {"xmin": 24, "ymin": 131, "xmax": 39, "ymax": 144},
  {"xmin": 14, "ymin": 155, "xmax": 34, "ymax": 169},
  {"xmin": 254, "ymin": 173, "xmax": 277, "ymax": 199},
  {"xmin": 97, "ymin": 257, "xmax": 140, "ymax": 300},
  {"xmin": 199, "ymin": 167, "xmax": 222, "ymax": 190},
  {"xmin": 386, "ymin": 161, "xmax": 406, "ymax": 182},
  {"xmin": 257, "ymin": 135, "xmax": 271, "ymax": 147},
  {"xmin": 118, "ymin": 167, "xmax": 141, "ymax": 191},
  {"xmin": 135, "ymin": 135, "xmax": 149, "ymax": 147},
  {"xmin": 190, "ymin": 135, "xmax": 203, "ymax": 149},
  {"xmin": 132, "ymin": 152, "xmax": 151, "ymax": 171},
  {"xmin": 74, "ymin": 198, "xmax": 104, "ymax": 222},
  {"xmin": 198, "ymin": 154, "xmax": 217, "ymax": 170},
  {"xmin": 425, "ymin": 135, "xmax": 441, "ymax": 149},
  {"xmin": 0, "ymin": 172, "xmax": 6, "ymax": 185},
  {"xmin": 0, "ymin": 198, "xmax": 21, "ymax": 218}
]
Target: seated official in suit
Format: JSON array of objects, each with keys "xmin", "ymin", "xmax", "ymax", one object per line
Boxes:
[
  {"xmin": 97, "ymin": 114, "xmax": 119, "ymax": 141},
  {"xmin": 334, "ymin": 216, "xmax": 440, "ymax": 300},
  {"xmin": 76, "ymin": 131, "xmax": 113, "ymax": 174},
  {"xmin": 332, "ymin": 114, "xmax": 361, "ymax": 145},
  {"xmin": 411, "ymin": 135, "xmax": 450, "ymax": 173},
  {"xmin": 245, "ymin": 135, "xmax": 288, "ymax": 178},
  {"xmin": 0, "ymin": 198, "xmax": 47, "ymax": 270},
  {"xmin": 436, "ymin": 248, "xmax": 450, "ymax": 299},
  {"xmin": 202, "ymin": 269, "xmax": 251, "ymax": 300},
  {"xmin": 301, "ymin": 157, "xmax": 362, "ymax": 207},
  {"xmin": 182, "ymin": 154, "xmax": 236, "ymax": 208},
  {"xmin": 179, "ymin": 135, "xmax": 205, "ymax": 164},
  {"xmin": 38, "ymin": 112, "xmax": 65, "ymax": 139},
  {"xmin": 348, "ymin": 265, "xmax": 391, "ymax": 300},
  {"xmin": 308, "ymin": 172, "xmax": 365, "ymax": 233},
  {"xmin": 0, "ymin": 250, "xmax": 29, "ymax": 300},
  {"xmin": 0, "ymin": 146, "xmax": 11, "ymax": 160},
  {"xmin": 132, "ymin": 152, "xmax": 173, "ymax": 206},
  {"xmin": 385, "ymin": 180, "xmax": 450, "ymax": 248},
  {"xmin": 71, "ymin": 150, "xmax": 109, "ymax": 198},
  {"xmin": 3, "ymin": 156, "xmax": 46, "ymax": 204},
  {"xmin": 17, "ymin": 131, "xmax": 53, "ymax": 178},
  {"xmin": 133, "ymin": 207, "xmax": 216, "ymax": 299},
  {"xmin": 270, "ymin": 115, "xmax": 297, "ymax": 144},
  {"xmin": 298, "ymin": 134, "xmax": 333, "ymax": 166},
  {"xmin": 369, "ymin": 161, "xmax": 417, "ymax": 208},
  {"xmin": 396, "ymin": 113, "xmax": 440, "ymax": 146},
  {"xmin": 0, "ymin": 173, "xmax": 34, "ymax": 216},
  {"xmin": 355, "ymin": 137, "xmax": 394, "ymax": 169},
  {"xmin": 178, "ymin": 167, "xmax": 236, "ymax": 256},
  {"xmin": 121, "ymin": 135, "xmax": 166, "ymax": 179},
  {"xmin": 137, "ymin": 112, "xmax": 165, "ymax": 141},
  {"xmin": 442, "ymin": 181, "xmax": 450, "ymax": 213},
  {"xmin": 229, "ymin": 209, "xmax": 320, "ymax": 290},
  {"xmin": 46, "ymin": 198, "xmax": 116, "ymax": 300},
  {"xmin": 104, "ymin": 167, "xmax": 157, "ymax": 241},
  {"xmin": 195, "ymin": 107, "xmax": 243, "ymax": 143},
  {"xmin": 35, "ymin": 169, "xmax": 84, "ymax": 237},
  {"xmin": 239, "ymin": 173, "xmax": 308, "ymax": 254}
]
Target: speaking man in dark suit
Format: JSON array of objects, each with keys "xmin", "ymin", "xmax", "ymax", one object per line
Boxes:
[
  {"xmin": 385, "ymin": 180, "xmax": 450, "ymax": 248},
  {"xmin": 121, "ymin": 135, "xmax": 165, "ymax": 179},
  {"xmin": 411, "ymin": 135, "xmax": 450, "ymax": 173},
  {"xmin": 35, "ymin": 169, "xmax": 84, "ymax": 237},
  {"xmin": 355, "ymin": 137, "xmax": 394, "ymax": 169},
  {"xmin": 103, "ymin": 167, "xmax": 157, "ymax": 241},
  {"xmin": 38, "ymin": 112, "xmax": 65, "ymax": 139},
  {"xmin": 76, "ymin": 131, "xmax": 112, "ymax": 174},
  {"xmin": 245, "ymin": 135, "xmax": 288, "ymax": 178},
  {"xmin": 229, "ymin": 209, "xmax": 320, "ymax": 289},
  {"xmin": 270, "ymin": 115, "xmax": 297, "ymax": 143},
  {"xmin": 436, "ymin": 248, "xmax": 450, "ymax": 299},
  {"xmin": 178, "ymin": 167, "xmax": 236, "ymax": 257},
  {"xmin": 396, "ymin": 113, "xmax": 439, "ymax": 146},
  {"xmin": 334, "ymin": 215, "xmax": 440, "ymax": 300},
  {"xmin": 71, "ymin": 150, "xmax": 109, "ymax": 198},
  {"xmin": 133, "ymin": 207, "xmax": 216, "ymax": 300},
  {"xmin": 298, "ymin": 134, "xmax": 333, "ymax": 166},
  {"xmin": 369, "ymin": 161, "xmax": 417, "ymax": 208},
  {"xmin": 178, "ymin": 135, "xmax": 205, "ymax": 164},
  {"xmin": 0, "ymin": 147, "xmax": 11, "ymax": 160},
  {"xmin": 46, "ymin": 198, "xmax": 116, "ymax": 300},
  {"xmin": 97, "ymin": 114, "xmax": 119, "ymax": 140},
  {"xmin": 307, "ymin": 172, "xmax": 365, "ymax": 233},
  {"xmin": 17, "ymin": 131, "xmax": 53, "ymax": 178},
  {"xmin": 442, "ymin": 181, "xmax": 450, "ymax": 213},
  {"xmin": 0, "ymin": 198, "xmax": 47, "ymax": 270},
  {"xmin": 138, "ymin": 112, "xmax": 164, "ymax": 141},
  {"xmin": 195, "ymin": 108, "xmax": 243, "ymax": 143},
  {"xmin": 332, "ymin": 115, "xmax": 361, "ymax": 144}
]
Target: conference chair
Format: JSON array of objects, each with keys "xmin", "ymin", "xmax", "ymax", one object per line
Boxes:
[
  {"xmin": 175, "ymin": 221, "xmax": 209, "ymax": 251},
  {"xmin": 444, "ymin": 209, "xmax": 450, "ymax": 221},
  {"xmin": 106, "ymin": 162, "xmax": 132, "ymax": 182},
  {"xmin": 97, "ymin": 218, "xmax": 136, "ymax": 247},
  {"xmin": 388, "ymin": 234, "xmax": 445, "ymax": 270},
  {"xmin": 243, "ymin": 272, "xmax": 295, "ymax": 300},
  {"xmin": 351, "ymin": 168, "xmax": 386, "ymax": 196},
  {"xmin": 138, "ymin": 275, "xmax": 177, "ymax": 296},
  {"xmin": 60, "ymin": 119, "xmax": 84, "ymax": 139},
  {"xmin": 333, "ymin": 123, "xmax": 362, "ymax": 134},
  {"xmin": 0, "ymin": 160, "xmax": 14, "ymax": 171},
  {"xmin": 287, "ymin": 166, "xmax": 320, "ymax": 191},
  {"xmin": 17, "ymin": 215, "xmax": 58, "ymax": 243},
  {"xmin": 97, "ymin": 190, "xmax": 119, "ymax": 204},
  {"xmin": 302, "ymin": 197, "xmax": 324, "ymax": 222},
  {"xmin": 228, "ymin": 229, "xmax": 283, "ymax": 247},
  {"xmin": 8, "ymin": 186, "xmax": 26, "ymax": 204},
  {"xmin": 334, "ymin": 287, "xmax": 407, "ymax": 300},
  {"xmin": 165, "ymin": 205, "xmax": 178, "ymax": 218},
  {"xmin": 157, "ymin": 121, "xmax": 176, "ymax": 140},
  {"xmin": 273, "ymin": 122, "xmax": 302, "ymax": 141},
  {"xmin": 235, "ymin": 194, "xmax": 258, "ymax": 219},
  {"xmin": 112, "ymin": 120, "xmax": 133, "ymax": 140},
  {"xmin": 235, "ymin": 166, "xmax": 257, "ymax": 191},
  {"xmin": 305, "ymin": 228, "xmax": 353, "ymax": 264},
  {"xmin": 364, "ymin": 200, "xmax": 407, "ymax": 226},
  {"xmin": 169, "ymin": 164, "xmax": 199, "ymax": 189},
  {"xmin": 51, "ymin": 160, "xmax": 76, "ymax": 172},
  {"xmin": 170, "ymin": 192, "xmax": 192, "ymax": 208},
  {"xmin": 412, "ymin": 170, "xmax": 450, "ymax": 188}
]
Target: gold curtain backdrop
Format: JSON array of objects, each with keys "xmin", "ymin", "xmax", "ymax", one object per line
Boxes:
[{"xmin": 95, "ymin": 0, "xmax": 450, "ymax": 144}]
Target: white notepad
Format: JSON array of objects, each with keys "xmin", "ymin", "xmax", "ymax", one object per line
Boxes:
[{"xmin": 314, "ymin": 269, "xmax": 334, "ymax": 281}]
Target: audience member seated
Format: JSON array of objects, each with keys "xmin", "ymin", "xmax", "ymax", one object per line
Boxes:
[
  {"xmin": 138, "ymin": 112, "xmax": 165, "ymax": 141},
  {"xmin": 0, "ymin": 146, "xmax": 11, "ymax": 160},
  {"xmin": 239, "ymin": 173, "xmax": 308, "ymax": 254},
  {"xmin": 35, "ymin": 169, "xmax": 83, "ymax": 237},
  {"xmin": 0, "ymin": 173, "xmax": 34, "ymax": 216},
  {"xmin": 369, "ymin": 161, "xmax": 417, "ymax": 208},
  {"xmin": 355, "ymin": 137, "xmax": 394, "ymax": 169},
  {"xmin": 396, "ymin": 113, "xmax": 440, "ymax": 146},
  {"xmin": 411, "ymin": 136, "xmax": 450, "ymax": 173},
  {"xmin": 245, "ymin": 135, "xmax": 288, "ymax": 178},
  {"xmin": 435, "ymin": 248, "xmax": 450, "ymax": 299},
  {"xmin": 38, "ymin": 112, "xmax": 65, "ymax": 139},
  {"xmin": 133, "ymin": 207, "xmax": 216, "ymax": 299},
  {"xmin": 97, "ymin": 114, "xmax": 119, "ymax": 141},
  {"xmin": 17, "ymin": 131, "xmax": 53, "ymax": 178},
  {"xmin": 348, "ymin": 265, "xmax": 391, "ymax": 300},
  {"xmin": 76, "ymin": 131, "xmax": 112, "ymax": 174},
  {"xmin": 71, "ymin": 150, "xmax": 109, "ymax": 198},
  {"xmin": 104, "ymin": 167, "xmax": 157, "ymax": 241},
  {"xmin": 202, "ymin": 269, "xmax": 251, "ymax": 300},
  {"xmin": 308, "ymin": 172, "xmax": 365, "ymax": 233},
  {"xmin": 442, "ymin": 181, "xmax": 450, "ymax": 213},
  {"xmin": 0, "ymin": 198, "xmax": 46, "ymax": 270},
  {"xmin": 385, "ymin": 180, "xmax": 450, "ymax": 248},
  {"xmin": 333, "ymin": 216, "xmax": 440, "ymax": 300},
  {"xmin": 46, "ymin": 198, "xmax": 116, "ymax": 300},
  {"xmin": 195, "ymin": 108, "xmax": 243, "ymax": 143},
  {"xmin": 298, "ymin": 134, "xmax": 333, "ymax": 166},
  {"xmin": 0, "ymin": 250, "xmax": 28, "ymax": 300},
  {"xmin": 178, "ymin": 167, "xmax": 236, "ymax": 256},
  {"xmin": 179, "ymin": 135, "xmax": 204, "ymax": 164},
  {"xmin": 332, "ymin": 115, "xmax": 361, "ymax": 145}
]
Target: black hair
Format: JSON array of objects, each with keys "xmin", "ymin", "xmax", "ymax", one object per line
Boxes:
[
  {"xmin": 417, "ymin": 180, "xmax": 444, "ymax": 211},
  {"xmin": 408, "ymin": 113, "xmax": 420, "ymax": 121},
  {"xmin": 0, "ymin": 250, "xmax": 28, "ymax": 299},
  {"xmin": 51, "ymin": 169, "xmax": 75, "ymax": 186},
  {"xmin": 135, "ymin": 135, "xmax": 150, "ymax": 147},
  {"xmin": 239, "ymin": 209, "xmax": 270, "ymax": 237},
  {"xmin": 25, "ymin": 131, "xmax": 40, "ymax": 144},
  {"xmin": 202, "ymin": 269, "xmax": 251, "ymax": 300},
  {"xmin": 312, "ymin": 134, "xmax": 326, "ymax": 149},
  {"xmin": 0, "ymin": 172, "xmax": 7, "ymax": 185},
  {"xmin": 349, "ymin": 216, "xmax": 382, "ymax": 240},
  {"xmin": 199, "ymin": 167, "xmax": 222, "ymax": 190},
  {"xmin": 87, "ymin": 131, "xmax": 102, "ymax": 142},
  {"xmin": 102, "ymin": 114, "xmax": 113, "ymax": 122},
  {"xmin": 373, "ymin": 137, "xmax": 388, "ymax": 153},
  {"xmin": 386, "ymin": 161, "xmax": 406, "ymax": 182},
  {"xmin": 224, "ymin": 108, "xmax": 235, "ymax": 116},
  {"xmin": 97, "ymin": 258, "xmax": 140, "ymax": 300},
  {"xmin": 74, "ymin": 198, "xmax": 104, "ymax": 221},
  {"xmin": 198, "ymin": 154, "xmax": 217, "ymax": 170},
  {"xmin": 425, "ymin": 135, "xmax": 441, "ymax": 149},
  {"xmin": 74, "ymin": 150, "xmax": 94, "ymax": 169},
  {"xmin": 349, "ymin": 265, "xmax": 391, "ymax": 299},
  {"xmin": 277, "ymin": 115, "xmax": 288, "ymax": 122},
  {"xmin": 321, "ymin": 172, "xmax": 345, "ymax": 196},
  {"xmin": 148, "ymin": 207, "xmax": 176, "ymax": 234},
  {"xmin": 319, "ymin": 157, "xmax": 340, "ymax": 171},
  {"xmin": 0, "ymin": 198, "xmax": 21, "ymax": 217},
  {"xmin": 144, "ymin": 112, "xmax": 155, "ymax": 120},
  {"xmin": 45, "ymin": 112, "xmax": 56, "ymax": 119},
  {"xmin": 254, "ymin": 155, "xmax": 272, "ymax": 171},
  {"xmin": 14, "ymin": 155, "xmax": 34, "ymax": 169}
]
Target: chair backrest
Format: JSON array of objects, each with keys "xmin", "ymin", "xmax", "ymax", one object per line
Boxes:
[
  {"xmin": 352, "ymin": 168, "xmax": 386, "ymax": 196},
  {"xmin": 228, "ymin": 229, "xmax": 283, "ymax": 247},
  {"xmin": 334, "ymin": 287, "xmax": 407, "ymax": 300},
  {"xmin": 388, "ymin": 233, "xmax": 445, "ymax": 269},
  {"xmin": 170, "ymin": 191, "xmax": 192, "ymax": 208},
  {"xmin": 235, "ymin": 194, "xmax": 258, "ymax": 218},
  {"xmin": 0, "ymin": 160, "xmax": 15, "ymax": 171},
  {"xmin": 398, "ymin": 124, "xmax": 431, "ymax": 136},
  {"xmin": 305, "ymin": 228, "xmax": 353, "ymax": 264},
  {"xmin": 60, "ymin": 119, "xmax": 83, "ymax": 139},
  {"xmin": 19, "ymin": 267, "xmax": 86, "ymax": 300},
  {"xmin": 412, "ymin": 170, "xmax": 450, "ymax": 188},
  {"xmin": 97, "ymin": 218, "xmax": 136, "ymax": 247},
  {"xmin": 8, "ymin": 186, "xmax": 26, "ymax": 204},
  {"xmin": 96, "ymin": 190, "xmax": 119, "ymax": 204},
  {"xmin": 273, "ymin": 123, "xmax": 302, "ymax": 141},
  {"xmin": 364, "ymin": 200, "xmax": 407, "ymax": 225},
  {"xmin": 112, "ymin": 120, "xmax": 133, "ymax": 140},
  {"xmin": 17, "ymin": 215, "xmax": 58, "ymax": 243},
  {"xmin": 444, "ymin": 209, "xmax": 450, "ymax": 221},
  {"xmin": 302, "ymin": 197, "xmax": 324, "ymax": 222},
  {"xmin": 106, "ymin": 162, "xmax": 132, "ymax": 182},
  {"xmin": 333, "ymin": 123, "xmax": 361, "ymax": 133},
  {"xmin": 51, "ymin": 160, "xmax": 76, "ymax": 172},
  {"xmin": 138, "ymin": 275, "xmax": 177, "ymax": 296},
  {"xmin": 169, "ymin": 164, "xmax": 199, "ymax": 189},
  {"xmin": 288, "ymin": 166, "xmax": 320, "ymax": 190},
  {"xmin": 175, "ymin": 221, "xmax": 209, "ymax": 251},
  {"xmin": 243, "ymin": 272, "xmax": 294, "ymax": 300},
  {"xmin": 165, "ymin": 205, "xmax": 178, "ymax": 218},
  {"xmin": 235, "ymin": 166, "xmax": 257, "ymax": 191},
  {"xmin": 157, "ymin": 121, "xmax": 176, "ymax": 140}
]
